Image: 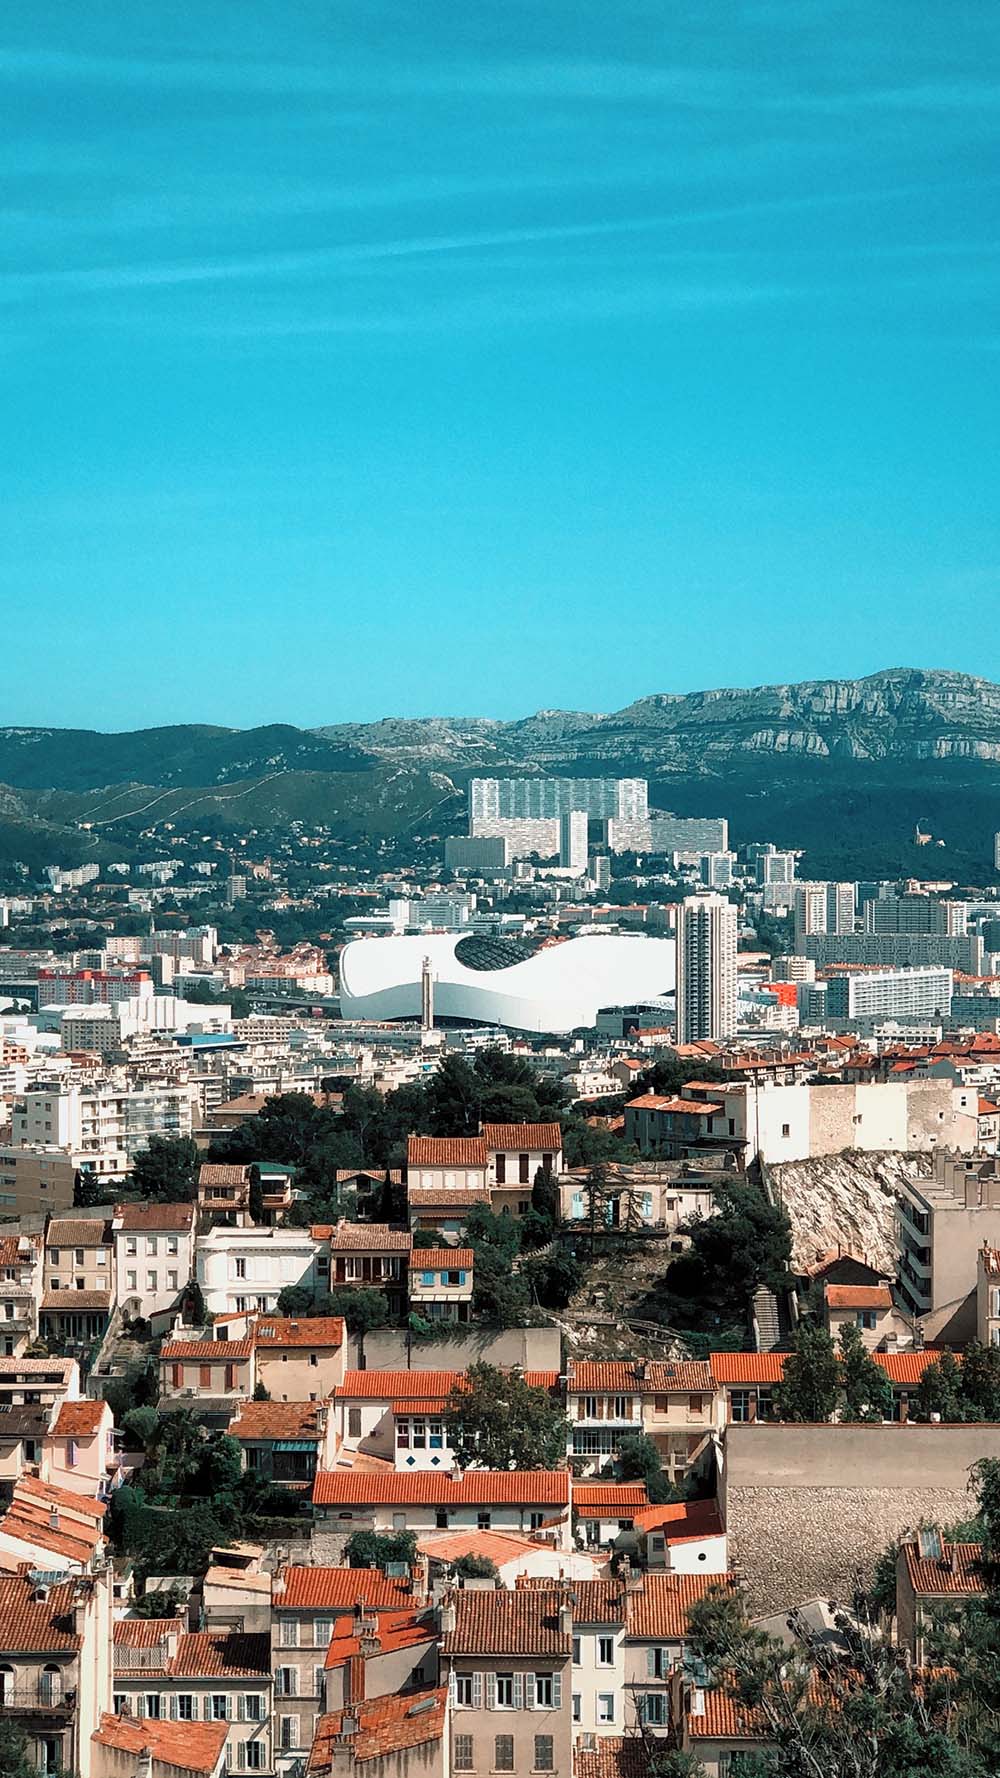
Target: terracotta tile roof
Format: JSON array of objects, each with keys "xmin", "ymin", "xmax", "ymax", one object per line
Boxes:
[
  {"xmin": 160, "ymin": 1339, "xmax": 254, "ymax": 1361},
  {"xmin": 309, "ymin": 1688, "xmax": 446, "ymax": 1770},
  {"xmin": 626, "ymin": 1094, "xmax": 721, "ymax": 1114},
  {"xmin": 573, "ymin": 1484, "xmax": 650, "ymax": 1519},
  {"xmin": 416, "ymin": 1529, "xmax": 545, "ymax": 1567},
  {"xmin": 0, "ymin": 1356, "xmax": 75, "ymax": 1376},
  {"xmin": 322, "ymin": 1606, "xmax": 436, "ymax": 1669},
  {"xmin": 980, "ymin": 1099, "xmax": 1000, "ymax": 1116},
  {"xmin": 277, "ymin": 1566, "xmax": 411, "ymax": 1611},
  {"xmin": 635, "ymin": 1498, "xmax": 724, "ymax": 1539},
  {"xmin": 52, "ymin": 1399, "xmax": 108, "ymax": 1436},
  {"xmin": 0, "ymin": 1503, "xmax": 102, "ymax": 1564},
  {"xmin": 575, "ymin": 1739, "xmax": 649, "ymax": 1778},
  {"xmin": 565, "ymin": 1578, "xmax": 628, "ymax": 1624},
  {"xmin": 198, "ymin": 1164, "xmax": 251, "ymax": 1187},
  {"xmin": 170, "ymin": 1629, "xmax": 271, "ymax": 1678},
  {"xmin": 114, "ymin": 1617, "xmax": 184, "ymax": 1646},
  {"xmin": 626, "ymin": 1572, "xmax": 728, "ymax": 1639},
  {"xmin": 42, "ymin": 1289, "xmax": 112, "ymax": 1311},
  {"xmin": 710, "ymin": 1353, "xmax": 786, "ymax": 1384},
  {"xmin": 328, "ymin": 1221, "xmax": 412, "ymax": 1252},
  {"xmin": 481, "ymin": 1122, "xmax": 563, "ymax": 1151},
  {"xmin": 113, "ymin": 1202, "xmax": 195, "ymax": 1230},
  {"xmin": 873, "ymin": 1351, "xmax": 948, "ymax": 1384},
  {"xmin": 409, "ymin": 1248, "xmax": 474, "ymax": 1269},
  {"xmin": 93, "ymin": 1714, "xmax": 227, "ymax": 1775},
  {"xmin": 45, "ymin": 1218, "xmax": 109, "ymax": 1248},
  {"xmin": 406, "ymin": 1187, "xmax": 491, "ymax": 1208},
  {"xmin": 229, "ymin": 1401, "xmax": 320, "ymax": 1442},
  {"xmin": 314, "ymin": 1469, "xmax": 570, "ymax": 1508},
  {"xmin": 335, "ymin": 1168, "xmax": 402, "ymax": 1183},
  {"xmin": 252, "ymin": 1315, "xmax": 345, "ymax": 1348},
  {"xmin": 571, "ymin": 1360, "xmax": 713, "ymax": 1393},
  {"xmin": 687, "ymin": 1686, "xmax": 770, "ymax": 1741},
  {"xmin": 15, "ymin": 1474, "xmax": 107, "ymax": 1519},
  {"xmin": 0, "ymin": 1574, "xmax": 82, "ymax": 1652},
  {"xmin": 406, "ymin": 1136, "xmax": 488, "ymax": 1168},
  {"xmin": 902, "ymin": 1540, "xmax": 986, "ymax": 1597},
  {"xmin": 337, "ymin": 1368, "xmax": 464, "ymax": 1401},
  {"xmin": 441, "ymin": 1588, "xmax": 572, "ymax": 1656},
  {"xmin": 824, "ymin": 1284, "xmax": 893, "ymax": 1310},
  {"xmin": 0, "ymin": 1234, "xmax": 36, "ymax": 1265}
]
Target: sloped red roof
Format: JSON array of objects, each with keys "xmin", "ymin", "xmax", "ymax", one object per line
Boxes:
[
  {"xmin": 626, "ymin": 1571, "xmax": 728, "ymax": 1639},
  {"xmin": 406, "ymin": 1136, "xmax": 487, "ymax": 1168},
  {"xmin": 277, "ymin": 1566, "xmax": 410, "ymax": 1611},
  {"xmin": 252, "ymin": 1315, "xmax": 345, "ymax": 1348},
  {"xmin": 570, "ymin": 1360, "xmax": 713, "ymax": 1393},
  {"xmin": 309, "ymin": 1688, "xmax": 446, "ymax": 1769},
  {"xmin": 481, "ymin": 1122, "xmax": 563, "ymax": 1151},
  {"xmin": 170, "ymin": 1630, "xmax": 271, "ymax": 1678},
  {"xmin": 93, "ymin": 1714, "xmax": 227, "ymax": 1774},
  {"xmin": 709, "ymin": 1353, "xmax": 787, "ymax": 1384},
  {"xmin": 442, "ymin": 1588, "xmax": 572, "ymax": 1657},
  {"xmin": 0, "ymin": 1574, "xmax": 82, "ymax": 1652},
  {"xmin": 161, "ymin": 1339, "xmax": 254, "ymax": 1361},
  {"xmin": 902, "ymin": 1540, "xmax": 985, "ymax": 1596},
  {"xmin": 824, "ymin": 1284, "xmax": 893, "ymax": 1310},
  {"xmin": 52, "ymin": 1399, "xmax": 108, "ymax": 1437},
  {"xmin": 314, "ymin": 1469, "xmax": 569, "ymax": 1507}
]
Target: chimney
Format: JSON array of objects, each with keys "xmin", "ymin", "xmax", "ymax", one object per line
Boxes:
[
  {"xmin": 439, "ymin": 1595, "xmax": 457, "ymax": 1635},
  {"xmin": 49, "ymin": 1506, "xmax": 60, "ymax": 1532},
  {"xmin": 136, "ymin": 1749, "xmax": 153, "ymax": 1778},
  {"xmin": 272, "ymin": 1572, "xmax": 286, "ymax": 1599},
  {"xmin": 339, "ymin": 1709, "xmax": 360, "ymax": 1741}
]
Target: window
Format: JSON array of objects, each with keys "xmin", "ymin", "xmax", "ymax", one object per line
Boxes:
[
  {"xmin": 422, "ymin": 1271, "xmax": 435, "ymax": 1287},
  {"xmin": 455, "ymin": 1674, "xmax": 477, "ymax": 1708},
  {"xmin": 688, "ymin": 1394, "xmax": 704, "ymax": 1415},
  {"xmin": 167, "ymin": 1236, "xmax": 179, "ymax": 1256},
  {"xmin": 348, "ymin": 1407, "xmax": 362, "ymax": 1438},
  {"xmin": 534, "ymin": 1673, "xmax": 555, "ymax": 1708},
  {"xmin": 572, "ymin": 1693, "xmax": 581, "ymax": 1723},
  {"xmin": 612, "ymin": 1395, "xmax": 630, "ymax": 1419},
  {"xmin": 454, "ymin": 1735, "xmax": 474, "ymax": 1772},
  {"xmin": 597, "ymin": 1636, "xmax": 614, "ymax": 1666},
  {"xmin": 199, "ymin": 1365, "xmax": 211, "ymax": 1389},
  {"xmin": 314, "ymin": 1618, "xmax": 333, "ymax": 1647},
  {"xmin": 647, "ymin": 1646, "xmax": 669, "ymax": 1680},
  {"xmin": 278, "ymin": 1716, "xmax": 300, "ymax": 1751},
  {"xmin": 495, "ymin": 1674, "xmax": 515, "ymax": 1708},
  {"xmin": 125, "ymin": 1237, "xmax": 137, "ymax": 1257},
  {"xmin": 582, "ymin": 1395, "xmax": 598, "ymax": 1419},
  {"xmin": 858, "ymin": 1309, "xmax": 878, "ymax": 1331},
  {"xmin": 495, "ymin": 1153, "xmax": 506, "ymax": 1184},
  {"xmin": 435, "ymin": 1508, "xmax": 449, "ymax": 1529},
  {"xmin": 235, "ymin": 1257, "xmax": 247, "ymax": 1279},
  {"xmin": 243, "ymin": 1694, "xmax": 265, "ymax": 1721},
  {"xmin": 494, "ymin": 1736, "xmax": 514, "ymax": 1772},
  {"xmin": 478, "ymin": 1511, "xmax": 492, "ymax": 1530},
  {"xmin": 177, "ymin": 1696, "xmax": 194, "ymax": 1721},
  {"xmin": 534, "ymin": 1736, "xmax": 554, "ymax": 1772},
  {"xmin": 280, "ymin": 1619, "xmax": 299, "ymax": 1647},
  {"xmin": 642, "ymin": 1693, "xmax": 667, "ymax": 1726},
  {"xmin": 75, "ymin": 1248, "xmax": 84, "ymax": 1264},
  {"xmin": 730, "ymin": 1389, "xmax": 751, "ymax": 1424},
  {"xmin": 597, "ymin": 1693, "xmax": 615, "ymax": 1724},
  {"xmin": 572, "ymin": 1637, "xmax": 581, "ymax": 1665},
  {"xmin": 145, "ymin": 1694, "xmax": 162, "ymax": 1718},
  {"xmin": 168, "ymin": 1271, "xmax": 178, "ymax": 1291},
  {"xmin": 147, "ymin": 1272, "xmax": 157, "ymax": 1292},
  {"xmin": 147, "ymin": 1237, "xmax": 158, "ymax": 1256},
  {"xmin": 243, "ymin": 1745, "xmax": 265, "ymax": 1771},
  {"xmin": 210, "ymin": 1695, "xmax": 228, "ymax": 1720},
  {"xmin": 781, "ymin": 1123, "xmax": 791, "ymax": 1138}
]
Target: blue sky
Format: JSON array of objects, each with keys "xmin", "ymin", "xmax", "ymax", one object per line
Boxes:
[{"xmin": 3, "ymin": 1, "xmax": 999, "ymax": 730}]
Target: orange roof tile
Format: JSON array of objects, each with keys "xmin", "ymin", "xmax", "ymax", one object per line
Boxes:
[
  {"xmin": 409, "ymin": 1248, "xmax": 474, "ymax": 1269},
  {"xmin": 575, "ymin": 1739, "xmax": 649, "ymax": 1778},
  {"xmin": 114, "ymin": 1617, "xmax": 184, "ymax": 1646},
  {"xmin": 309, "ymin": 1689, "xmax": 446, "ymax": 1770},
  {"xmin": 170, "ymin": 1630, "xmax": 271, "ymax": 1678},
  {"xmin": 327, "ymin": 1221, "xmax": 412, "ymax": 1253},
  {"xmin": 277, "ymin": 1566, "xmax": 411, "ymax": 1611},
  {"xmin": 709, "ymin": 1353, "xmax": 786, "ymax": 1384},
  {"xmin": 113, "ymin": 1202, "xmax": 196, "ymax": 1230},
  {"xmin": 635, "ymin": 1498, "xmax": 724, "ymax": 1539},
  {"xmin": 52, "ymin": 1399, "xmax": 108, "ymax": 1437},
  {"xmin": 627, "ymin": 1571, "xmax": 729, "ymax": 1639},
  {"xmin": 902, "ymin": 1540, "xmax": 986, "ymax": 1597},
  {"xmin": 481, "ymin": 1122, "xmax": 563, "ymax": 1151},
  {"xmin": 93, "ymin": 1714, "xmax": 227, "ymax": 1775},
  {"xmin": 442, "ymin": 1588, "xmax": 572, "ymax": 1657},
  {"xmin": 198, "ymin": 1164, "xmax": 251, "ymax": 1187},
  {"xmin": 406, "ymin": 1136, "xmax": 488, "ymax": 1168},
  {"xmin": 406, "ymin": 1187, "xmax": 491, "ymax": 1208},
  {"xmin": 15, "ymin": 1474, "xmax": 107, "ymax": 1519},
  {"xmin": 0, "ymin": 1574, "xmax": 82, "ymax": 1652},
  {"xmin": 571, "ymin": 1360, "xmax": 713, "ymax": 1393},
  {"xmin": 824, "ymin": 1284, "xmax": 892, "ymax": 1310},
  {"xmin": 228, "ymin": 1401, "xmax": 320, "ymax": 1442},
  {"xmin": 45, "ymin": 1218, "xmax": 109, "ymax": 1247},
  {"xmin": 252, "ymin": 1315, "xmax": 345, "ymax": 1348},
  {"xmin": 314, "ymin": 1470, "xmax": 569, "ymax": 1508},
  {"xmin": 573, "ymin": 1483, "xmax": 650, "ymax": 1510},
  {"xmin": 42, "ymin": 1290, "xmax": 111, "ymax": 1310},
  {"xmin": 161, "ymin": 1339, "xmax": 254, "ymax": 1361},
  {"xmin": 873, "ymin": 1351, "xmax": 949, "ymax": 1384}
]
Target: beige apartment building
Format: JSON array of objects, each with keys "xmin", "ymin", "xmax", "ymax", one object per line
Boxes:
[
  {"xmin": 441, "ymin": 1587, "xmax": 574, "ymax": 1778},
  {"xmin": 41, "ymin": 1216, "xmax": 115, "ymax": 1344},
  {"xmin": 897, "ymin": 1152, "xmax": 1000, "ymax": 1343},
  {"xmin": 0, "ymin": 1146, "xmax": 77, "ymax": 1216}
]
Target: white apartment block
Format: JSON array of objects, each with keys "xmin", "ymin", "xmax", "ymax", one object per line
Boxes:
[
  {"xmin": 196, "ymin": 1227, "xmax": 325, "ymax": 1317},
  {"xmin": 674, "ymin": 895, "xmax": 737, "ymax": 1045}
]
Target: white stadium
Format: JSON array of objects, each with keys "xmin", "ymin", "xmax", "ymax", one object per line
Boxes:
[{"xmin": 337, "ymin": 931, "xmax": 675, "ymax": 1035}]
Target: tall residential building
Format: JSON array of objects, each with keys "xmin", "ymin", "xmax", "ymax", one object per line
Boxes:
[
  {"xmin": 675, "ymin": 893, "xmax": 738, "ymax": 1044},
  {"xmin": 825, "ymin": 966, "xmax": 953, "ymax": 1025},
  {"xmin": 559, "ymin": 810, "xmax": 589, "ymax": 872},
  {"xmin": 801, "ymin": 932, "xmax": 983, "ymax": 973},
  {"xmin": 750, "ymin": 844, "xmax": 798, "ymax": 887},
  {"xmin": 700, "ymin": 851, "xmax": 736, "ymax": 889},
  {"xmin": 864, "ymin": 894, "xmax": 968, "ymax": 936},
  {"xmin": 470, "ymin": 776, "xmax": 647, "ymax": 823},
  {"xmin": 995, "ymin": 833, "xmax": 1000, "ymax": 873},
  {"xmin": 793, "ymin": 881, "xmax": 856, "ymax": 947}
]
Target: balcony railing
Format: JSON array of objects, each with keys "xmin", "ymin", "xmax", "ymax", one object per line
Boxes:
[{"xmin": 1, "ymin": 1680, "xmax": 75, "ymax": 1712}]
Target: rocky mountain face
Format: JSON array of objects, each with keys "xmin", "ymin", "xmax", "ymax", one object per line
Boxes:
[{"xmin": 316, "ymin": 670, "xmax": 1000, "ymax": 772}]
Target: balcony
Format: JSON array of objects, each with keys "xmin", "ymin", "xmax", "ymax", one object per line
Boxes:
[{"xmin": 1, "ymin": 1680, "xmax": 75, "ymax": 1715}]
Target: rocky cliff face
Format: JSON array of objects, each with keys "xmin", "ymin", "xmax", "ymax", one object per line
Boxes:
[
  {"xmin": 767, "ymin": 1150, "xmax": 934, "ymax": 1274},
  {"xmin": 315, "ymin": 669, "xmax": 1000, "ymax": 773}
]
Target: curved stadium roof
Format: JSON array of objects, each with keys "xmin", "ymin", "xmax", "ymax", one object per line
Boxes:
[{"xmin": 338, "ymin": 932, "xmax": 674, "ymax": 1035}]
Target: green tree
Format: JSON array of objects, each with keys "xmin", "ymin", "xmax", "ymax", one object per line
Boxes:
[
  {"xmin": 424, "ymin": 1053, "xmax": 482, "ymax": 1136},
  {"xmin": 121, "ymin": 1405, "xmax": 161, "ymax": 1450},
  {"xmin": 248, "ymin": 1165, "xmax": 265, "ymax": 1223},
  {"xmin": 958, "ymin": 1342, "xmax": 1000, "ymax": 1421},
  {"xmin": 642, "ymin": 1179, "xmax": 792, "ymax": 1340},
  {"xmin": 130, "ymin": 1134, "xmax": 199, "ymax": 1202},
  {"xmin": 73, "ymin": 1167, "xmax": 101, "ymax": 1209},
  {"xmin": 452, "ymin": 1554, "xmax": 500, "ymax": 1580},
  {"xmin": 444, "ymin": 1364, "xmax": 569, "ymax": 1471},
  {"xmin": 0, "ymin": 1722, "xmax": 50, "ymax": 1778},
  {"xmin": 772, "ymin": 1324, "xmax": 840, "ymax": 1423},
  {"xmin": 525, "ymin": 1245, "xmax": 582, "ymax": 1311},
  {"xmin": 131, "ymin": 1583, "xmax": 186, "ymax": 1619},
  {"xmin": 344, "ymin": 1529, "xmax": 417, "ymax": 1571},
  {"xmin": 529, "ymin": 1164, "xmax": 561, "ymax": 1238},
  {"xmin": 276, "ymin": 1284, "xmax": 314, "ymax": 1315},
  {"xmin": 915, "ymin": 1350, "xmax": 966, "ymax": 1423},
  {"xmin": 612, "ymin": 1430, "xmax": 675, "ymax": 1506},
  {"xmin": 252, "ymin": 1379, "xmax": 271, "ymax": 1401},
  {"xmin": 838, "ymin": 1322, "xmax": 894, "ymax": 1423}
]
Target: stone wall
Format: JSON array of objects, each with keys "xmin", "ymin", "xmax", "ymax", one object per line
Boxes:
[
  {"xmin": 360, "ymin": 1324, "xmax": 561, "ymax": 1372},
  {"xmin": 724, "ymin": 1423, "xmax": 1000, "ymax": 1612}
]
